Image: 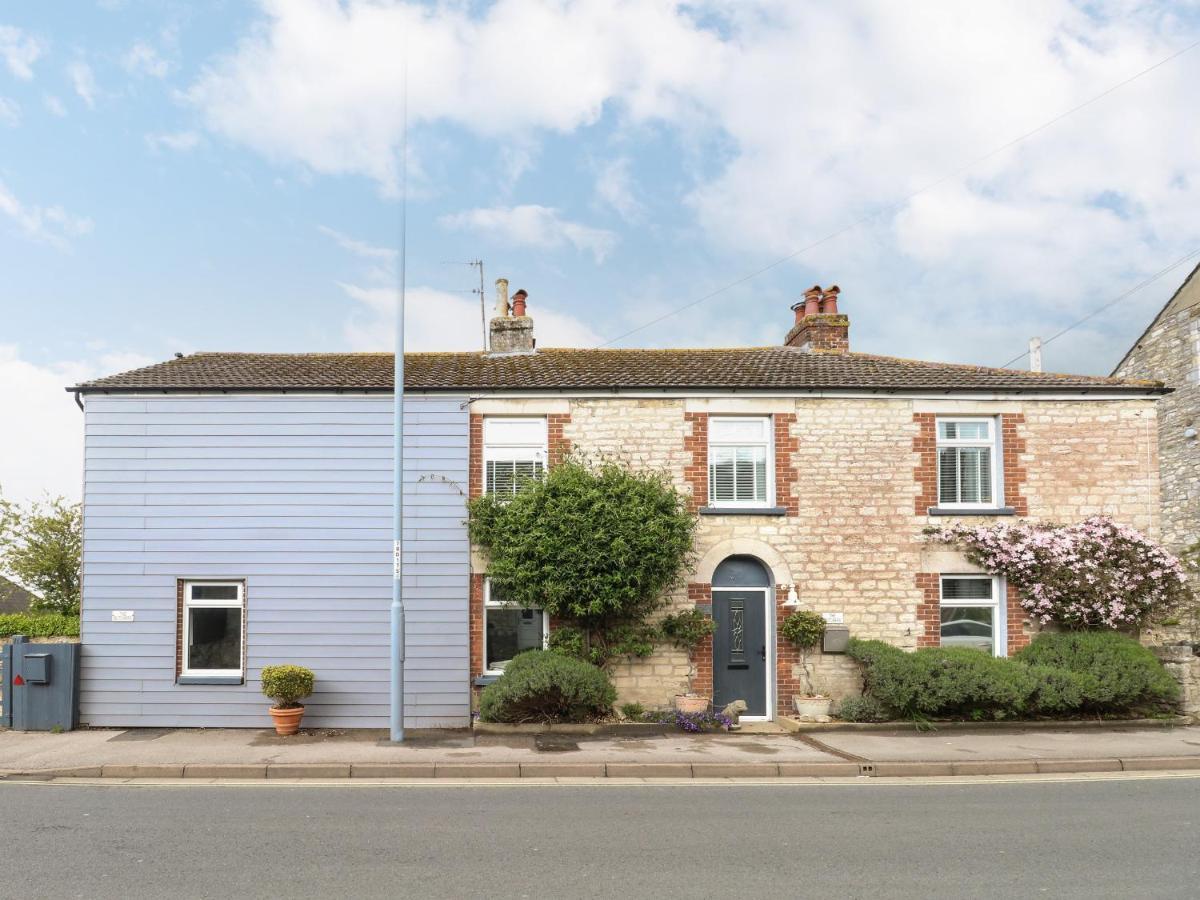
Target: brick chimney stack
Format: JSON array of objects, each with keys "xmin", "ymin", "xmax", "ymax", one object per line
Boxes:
[
  {"xmin": 488, "ymin": 280, "xmax": 536, "ymax": 354},
  {"xmin": 786, "ymin": 285, "xmax": 849, "ymax": 352}
]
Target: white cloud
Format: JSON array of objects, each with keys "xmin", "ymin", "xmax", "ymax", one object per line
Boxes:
[
  {"xmin": 186, "ymin": 0, "xmax": 722, "ymax": 191},
  {"xmin": 0, "ymin": 179, "xmax": 94, "ymax": 248},
  {"xmin": 43, "ymin": 94, "xmax": 66, "ymax": 117},
  {"xmin": 318, "ymin": 225, "xmax": 397, "ymax": 265},
  {"xmin": 0, "ymin": 25, "xmax": 43, "ymax": 80},
  {"xmin": 595, "ymin": 157, "xmax": 642, "ymax": 221},
  {"xmin": 122, "ymin": 41, "xmax": 169, "ymax": 78},
  {"xmin": 0, "ymin": 95, "xmax": 18, "ymax": 126},
  {"xmin": 0, "ymin": 347, "xmax": 149, "ymax": 505},
  {"xmin": 145, "ymin": 130, "xmax": 201, "ymax": 152},
  {"xmin": 341, "ymin": 283, "xmax": 603, "ymax": 352},
  {"xmin": 68, "ymin": 61, "xmax": 97, "ymax": 109},
  {"xmin": 440, "ymin": 205, "xmax": 618, "ymax": 263}
]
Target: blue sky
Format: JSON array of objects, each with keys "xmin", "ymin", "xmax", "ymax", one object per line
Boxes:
[{"xmin": 2, "ymin": 0, "xmax": 1199, "ymax": 502}]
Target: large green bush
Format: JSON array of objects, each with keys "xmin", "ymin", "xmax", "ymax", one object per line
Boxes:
[
  {"xmin": 478, "ymin": 650, "xmax": 616, "ymax": 723},
  {"xmin": 0, "ymin": 613, "xmax": 79, "ymax": 638},
  {"xmin": 847, "ymin": 632, "xmax": 1179, "ymax": 721},
  {"xmin": 469, "ymin": 458, "xmax": 696, "ymax": 666},
  {"xmin": 1015, "ymin": 631, "xmax": 1178, "ymax": 711}
]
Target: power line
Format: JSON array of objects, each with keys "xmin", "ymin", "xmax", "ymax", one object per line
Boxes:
[
  {"xmin": 996, "ymin": 247, "xmax": 1200, "ymax": 369},
  {"xmin": 595, "ymin": 36, "xmax": 1200, "ymax": 349}
]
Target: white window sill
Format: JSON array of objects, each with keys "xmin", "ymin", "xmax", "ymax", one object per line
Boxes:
[
  {"xmin": 700, "ymin": 506, "xmax": 786, "ymax": 516},
  {"xmin": 177, "ymin": 675, "xmax": 244, "ymax": 685},
  {"xmin": 927, "ymin": 507, "xmax": 1016, "ymax": 517}
]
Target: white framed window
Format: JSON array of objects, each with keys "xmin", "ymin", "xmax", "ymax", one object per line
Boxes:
[
  {"xmin": 483, "ymin": 417, "xmax": 547, "ymax": 497},
  {"xmin": 708, "ymin": 416, "xmax": 773, "ymax": 507},
  {"xmin": 483, "ymin": 580, "xmax": 548, "ymax": 675},
  {"xmin": 936, "ymin": 418, "xmax": 999, "ymax": 507},
  {"xmin": 939, "ymin": 575, "xmax": 1006, "ymax": 657},
  {"xmin": 181, "ymin": 581, "xmax": 245, "ymax": 677}
]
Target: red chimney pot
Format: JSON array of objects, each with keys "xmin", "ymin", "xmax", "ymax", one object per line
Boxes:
[
  {"xmin": 512, "ymin": 289, "xmax": 528, "ymax": 317},
  {"xmin": 820, "ymin": 284, "xmax": 840, "ymax": 315},
  {"xmin": 803, "ymin": 285, "xmax": 822, "ymax": 318}
]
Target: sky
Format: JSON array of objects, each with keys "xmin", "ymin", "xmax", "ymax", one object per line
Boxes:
[{"xmin": 2, "ymin": 0, "xmax": 1199, "ymax": 504}]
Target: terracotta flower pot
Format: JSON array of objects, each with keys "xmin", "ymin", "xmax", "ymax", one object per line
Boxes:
[
  {"xmin": 674, "ymin": 694, "xmax": 710, "ymax": 715},
  {"xmin": 269, "ymin": 705, "xmax": 306, "ymax": 736}
]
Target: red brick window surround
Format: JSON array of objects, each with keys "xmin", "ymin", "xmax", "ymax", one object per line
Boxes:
[
  {"xmin": 547, "ymin": 413, "xmax": 572, "ymax": 466},
  {"xmin": 913, "ymin": 413, "xmax": 1027, "ymax": 515},
  {"xmin": 774, "ymin": 413, "xmax": 799, "ymax": 515},
  {"xmin": 915, "ymin": 572, "xmax": 1029, "ymax": 655},
  {"xmin": 683, "ymin": 413, "xmax": 708, "ymax": 512},
  {"xmin": 469, "ymin": 573, "xmax": 485, "ymax": 679},
  {"xmin": 687, "ymin": 582, "xmax": 713, "ymax": 698},
  {"xmin": 469, "ymin": 413, "xmax": 571, "ymax": 501}
]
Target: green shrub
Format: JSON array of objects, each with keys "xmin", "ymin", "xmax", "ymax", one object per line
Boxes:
[
  {"xmin": 260, "ymin": 664, "xmax": 315, "ymax": 709},
  {"xmin": 848, "ymin": 632, "xmax": 1182, "ymax": 721},
  {"xmin": 659, "ymin": 609, "xmax": 716, "ymax": 649},
  {"xmin": 1015, "ymin": 631, "xmax": 1178, "ymax": 712},
  {"xmin": 479, "ymin": 650, "xmax": 616, "ymax": 723},
  {"xmin": 619, "ymin": 702, "xmax": 645, "ymax": 721},
  {"xmin": 837, "ymin": 695, "xmax": 891, "ymax": 722},
  {"xmin": 0, "ymin": 613, "xmax": 79, "ymax": 638}
]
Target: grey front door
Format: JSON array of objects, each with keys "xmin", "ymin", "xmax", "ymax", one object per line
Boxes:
[{"xmin": 712, "ymin": 589, "xmax": 767, "ymax": 716}]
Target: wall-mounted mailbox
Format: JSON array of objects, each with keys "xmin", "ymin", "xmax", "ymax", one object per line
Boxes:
[
  {"xmin": 823, "ymin": 626, "xmax": 850, "ymax": 654},
  {"xmin": 23, "ymin": 653, "xmax": 51, "ymax": 685}
]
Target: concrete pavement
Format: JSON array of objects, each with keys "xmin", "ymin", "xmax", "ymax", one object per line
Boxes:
[{"xmin": 2, "ymin": 724, "xmax": 1200, "ymax": 779}]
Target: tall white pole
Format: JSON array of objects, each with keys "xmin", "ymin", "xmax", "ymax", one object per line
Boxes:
[{"xmin": 390, "ymin": 49, "xmax": 408, "ymax": 744}]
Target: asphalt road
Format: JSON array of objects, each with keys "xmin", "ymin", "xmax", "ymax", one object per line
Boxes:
[{"xmin": 2, "ymin": 777, "xmax": 1198, "ymax": 899}]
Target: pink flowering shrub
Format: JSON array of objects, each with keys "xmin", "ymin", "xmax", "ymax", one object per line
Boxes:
[{"xmin": 927, "ymin": 516, "xmax": 1191, "ymax": 630}]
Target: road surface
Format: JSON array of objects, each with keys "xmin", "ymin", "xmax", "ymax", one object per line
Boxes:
[{"xmin": 2, "ymin": 776, "xmax": 1197, "ymax": 899}]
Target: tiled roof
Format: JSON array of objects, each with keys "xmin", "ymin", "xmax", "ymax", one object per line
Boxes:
[{"xmin": 70, "ymin": 348, "xmax": 1165, "ymax": 394}]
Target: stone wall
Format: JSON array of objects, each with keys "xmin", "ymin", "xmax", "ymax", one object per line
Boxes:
[
  {"xmin": 1115, "ymin": 292, "xmax": 1200, "ymax": 644},
  {"xmin": 473, "ymin": 394, "xmax": 1161, "ymax": 715}
]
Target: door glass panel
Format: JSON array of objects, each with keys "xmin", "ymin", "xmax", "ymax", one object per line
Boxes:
[{"xmin": 729, "ymin": 599, "xmax": 745, "ymax": 664}]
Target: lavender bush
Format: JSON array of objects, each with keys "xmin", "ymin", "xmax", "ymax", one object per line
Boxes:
[{"xmin": 928, "ymin": 516, "xmax": 1191, "ymax": 630}]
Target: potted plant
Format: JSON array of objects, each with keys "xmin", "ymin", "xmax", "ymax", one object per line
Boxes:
[
  {"xmin": 674, "ymin": 693, "xmax": 710, "ymax": 714},
  {"xmin": 780, "ymin": 611, "xmax": 831, "ymax": 719},
  {"xmin": 260, "ymin": 664, "xmax": 315, "ymax": 735}
]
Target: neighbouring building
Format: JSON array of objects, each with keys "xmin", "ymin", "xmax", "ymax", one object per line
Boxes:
[
  {"xmin": 0, "ymin": 577, "xmax": 36, "ymax": 614},
  {"xmin": 1113, "ymin": 262, "xmax": 1200, "ymax": 711},
  {"xmin": 72, "ymin": 281, "xmax": 1167, "ymax": 727}
]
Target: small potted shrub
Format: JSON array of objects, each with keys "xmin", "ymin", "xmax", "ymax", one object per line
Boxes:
[
  {"xmin": 260, "ymin": 664, "xmax": 315, "ymax": 735},
  {"xmin": 780, "ymin": 611, "xmax": 831, "ymax": 719}
]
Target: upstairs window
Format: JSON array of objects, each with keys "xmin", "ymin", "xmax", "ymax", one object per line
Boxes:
[
  {"xmin": 484, "ymin": 418, "xmax": 547, "ymax": 497},
  {"xmin": 936, "ymin": 418, "xmax": 998, "ymax": 507},
  {"xmin": 708, "ymin": 417, "xmax": 772, "ymax": 506}
]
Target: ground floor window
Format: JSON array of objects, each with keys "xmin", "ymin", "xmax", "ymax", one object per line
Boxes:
[
  {"xmin": 939, "ymin": 575, "xmax": 1004, "ymax": 657},
  {"xmin": 484, "ymin": 580, "xmax": 547, "ymax": 674},
  {"xmin": 181, "ymin": 581, "xmax": 245, "ymax": 677}
]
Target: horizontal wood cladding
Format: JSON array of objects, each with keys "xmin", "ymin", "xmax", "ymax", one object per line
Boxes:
[{"xmin": 79, "ymin": 394, "xmax": 471, "ymax": 728}]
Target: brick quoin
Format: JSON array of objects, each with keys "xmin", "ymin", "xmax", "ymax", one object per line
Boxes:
[
  {"xmin": 687, "ymin": 582, "xmax": 713, "ymax": 699},
  {"xmin": 915, "ymin": 572, "xmax": 941, "ymax": 648},
  {"xmin": 913, "ymin": 413, "xmax": 938, "ymax": 515},
  {"xmin": 547, "ymin": 413, "xmax": 572, "ymax": 466},
  {"xmin": 468, "ymin": 414, "xmax": 484, "ymax": 500},
  {"xmin": 774, "ymin": 584, "xmax": 803, "ymax": 713},
  {"xmin": 469, "ymin": 573, "xmax": 485, "ymax": 679},
  {"xmin": 682, "ymin": 412, "xmax": 708, "ymax": 512},
  {"xmin": 1006, "ymin": 582, "xmax": 1031, "ymax": 654},
  {"xmin": 1001, "ymin": 413, "xmax": 1029, "ymax": 515},
  {"xmin": 774, "ymin": 413, "xmax": 799, "ymax": 515}
]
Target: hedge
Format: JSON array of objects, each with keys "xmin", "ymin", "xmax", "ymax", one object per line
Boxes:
[
  {"xmin": 0, "ymin": 614, "xmax": 80, "ymax": 638},
  {"xmin": 847, "ymin": 632, "xmax": 1178, "ymax": 721},
  {"xmin": 478, "ymin": 650, "xmax": 616, "ymax": 723}
]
